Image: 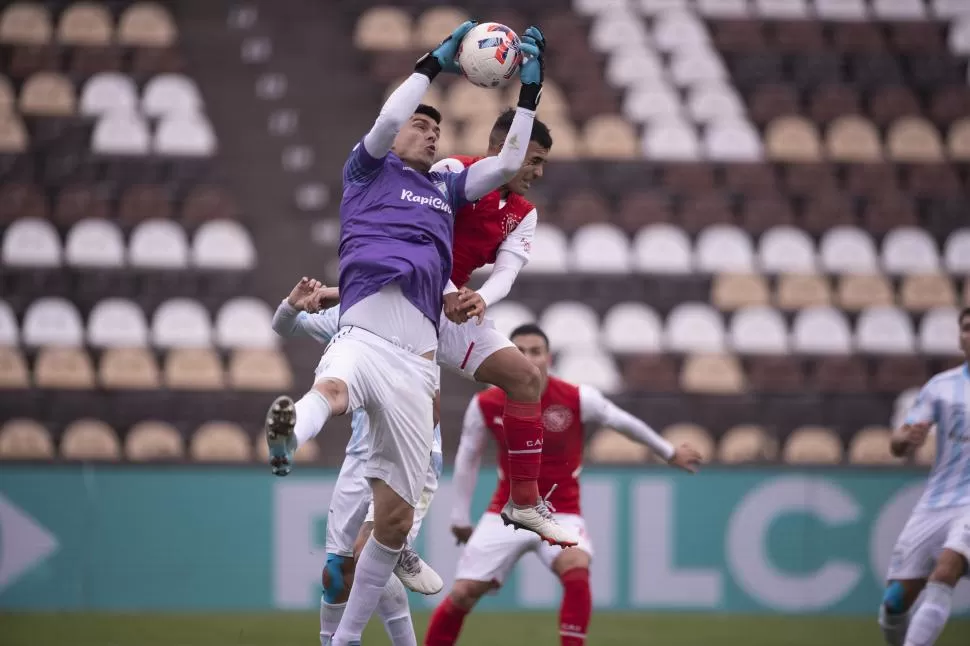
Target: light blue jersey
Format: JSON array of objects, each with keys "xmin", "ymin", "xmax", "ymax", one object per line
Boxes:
[
  {"xmin": 906, "ymin": 363, "xmax": 970, "ymax": 510},
  {"xmin": 271, "ymin": 299, "xmax": 443, "ymax": 477}
]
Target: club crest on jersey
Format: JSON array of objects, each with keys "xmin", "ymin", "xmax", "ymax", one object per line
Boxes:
[{"xmin": 543, "ymin": 404, "xmax": 574, "ymax": 433}]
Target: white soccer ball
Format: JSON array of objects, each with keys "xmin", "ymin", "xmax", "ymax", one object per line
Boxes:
[{"xmin": 456, "ymin": 22, "xmax": 523, "ymax": 89}]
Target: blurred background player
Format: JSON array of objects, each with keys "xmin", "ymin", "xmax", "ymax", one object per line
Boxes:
[
  {"xmin": 880, "ymin": 307, "xmax": 970, "ymax": 646},
  {"xmin": 424, "ymin": 324, "xmax": 703, "ymax": 646}
]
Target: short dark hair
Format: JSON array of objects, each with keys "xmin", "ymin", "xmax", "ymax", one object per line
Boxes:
[
  {"xmin": 489, "ymin": 108, "xmax": 553, "ymax": 149},
  {"xmin": 414, "ymin": 104, "xmax": 441, "ymax": 124},
  {"xmin": 509, "ymin": 323, "xmax": 549, "ymax": 349},
  {"xmin": 961, "ymin": 307, "xmax": 970, "ymax": 324}
]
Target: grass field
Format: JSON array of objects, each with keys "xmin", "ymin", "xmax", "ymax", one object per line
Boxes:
[{"xmin": 2, "ymin": 612, "xmax": 969, "ymax": 645}]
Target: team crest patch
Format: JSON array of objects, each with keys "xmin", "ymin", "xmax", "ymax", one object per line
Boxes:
[
  {"xmin": 433, "ymin": 180, "xmax": 450, "ymax": 201},
  {"xmin": 543, "ymin": 404, "xmax": 573, "ymax": 433}
]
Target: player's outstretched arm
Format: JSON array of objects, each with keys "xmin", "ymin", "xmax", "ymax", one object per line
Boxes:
[
  {"xmin": 271, "ymin": 278, "xmax": 340, "ymax": 345},
  {"xmin": 450, "ymin": 397, "xmax": 490, "ymax": 542}
]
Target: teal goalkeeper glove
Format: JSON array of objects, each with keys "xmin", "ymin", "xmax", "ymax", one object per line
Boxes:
[
  {"xmin": 415, "ymin": 20, "xmax": 478, "ymax": 79},
  {"xmin": 517, "ymin": 25, "xmax": 545, "ymax": 110}
]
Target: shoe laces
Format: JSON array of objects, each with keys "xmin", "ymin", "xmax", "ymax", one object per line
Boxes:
[
  {"xmin": 398, "ymin": 545, "xmax": 421, "ymax": 575},
  {"xmin": 537, "ymin": 484, "xmax": 558, "ymax": 518}
]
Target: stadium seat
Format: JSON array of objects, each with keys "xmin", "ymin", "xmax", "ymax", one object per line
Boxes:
[
  {"xmin": 729, "ymin": 306, "xmax": 789, "ymax": 354},
  {"xmin": 826, "ymin": 116, "xmax": 882, "ymax": 161},
  {"xmin": 665, "ymin": 302, "xmax": 725, "ymax": 352},
  {"xmin": 571, "ymin": 223, "xmax": 632, "ymax": 273},
  {"xmin": 944, "ymin": 229, "xmax": 970, "ymax": 274},
  {"xmin": 887, "ymin": 117, "xmax": 944, "ymax": 162},
  {"xmin": 92, "ymin": 112, "xmax": 150, "ymax": 154},
  {"xmin": 837, "ymin": 274, "xmax": 894, "ymax": 312},
  {"xmin": 698, "ymin": 0, "xmax": 750, "ymax": 15},
  {"xmin": 607, "ymin": 48, "xmax": 665, "ymax": 88},
  {"xmin": 354, "ymin": 6, "xmax": 411, "ymax": 50},
  {"xmin": 192, "ymin": 220, "xmax": 255, "ymax": 271},
  {"xmin": 765, "ymin": 116, "xmax": 822, "ymax": 161},
  {"xmin": 901, "ymin": 274, "xmax": 957, "ymax": 311},
  {"xmin": 130, "ymin": 219, "xmax": 189, "ymax": 269},
  {"xmin": 60, "ymin": 419, "xmax": 121, "ymax": 460},
  {"xmin": 783, "ymin": 426, "xmax": 843, "ymax": 464},
  {"xmin": 633, "ymin": 224, "xmax": 693, "ymax": 273},
  {"xmin": 540, "ymin": 301, "xmax": 600, "ymax": 351},
  {"xmin": 662, "ymin": 423, "xmax": 715, "ymax": 462},
  {"xmin": 0, "ymin": 112, "xmax": 28, "ymax": 152},
  {"xmin": 413, "ymin": 7, "xmax": 470, "ymax": 50},
  {"xmin": 695, "ymin": 225, "xmax": 755, "ymax": 272},
  {"xmin": 0, "ymin": 3, "xmax": 51, "ymax": 44},
  {"xmin": 57, "ymin": 2, "xmax": 113, "ymax": 45},
  {"xmin": 653, "ymin": 9, "xmax": 709, "ymax": 52},
  {"xmin": 20, "ymin": 71, "xmax": 75, "ymax": 116},
  {"xmin": 34, "ymin": 347, "xmax": 95, "ymax": 389},
  {"xmin": 936, "ymin": 0, "xmax": 970, "ymax": 18},
  {"xmin": 919, "ymin": 306, "xmax": 962, "ymax": 355},
  {"xmin": 581, "ymin": 115, "xmax": 639, "ymax": 159},
  {"xmin": 2, "ymin": 217, "xmax": 61, "ymax": 267},
  {"xmin": 126, "ymin": 421, "xmax": 183, "ymax": 461},
  {"xmin": 819, "ymin": 226, "xmax": 879, "ymax": 274},
  {"xmin": 855, "ymin": 306, "xmax": 915, "ymax": 354},
  {"xmin": 711, "ymin": 273, "xmax": 770, "ymax": 310},
  {"xmin": 948, "ymin": 118, "xmax": 970, "ymax": 160},
  {"xmin": 792, "ymin": 306, "xmax": 852, "ymax": 354},
  {"xmin": 65, "ymin": 219, "xmax": 125, "ymax": 268},
  {"xmin": 522, "ymin": 224, "xmax": 568, "ymax": 273},
  {"xmin": 118, "ymin": 2, "xmax": 177, "ymax": 47},
  {"xmin": 640, "ymin": 0, "xmax": 691, "ymax": 13},
  {"xmin": 575, "ymin": 0, "xmax": 629, "ymax": 16},
  {"xmin": 442, "ymin": 82, "xmax": 501, "ymax": 122},
  {"xmin": 142, "ymin": 74, "xmax": 203, "ymax": 116},
  {"xmin": 190, "ymin": 422, "xmax": 251, "ymax": 462},
  {"xmin": 704, "ymin": 119, "xmax": 763, "ymax": 161},
  {"xmin": 0, "ymin": 300, "xmax": 17, "ymax": 346},
  {"xmin": 748, "ymin": 355, "xmax": 805, "ymax": 392},
  {"xmin": 623, "ymin": 84, "xmax": 683, "ymax": 124},
  {"xmin": 873, "ymin": 0, "xmax": 925, "ymax": 18},
  {"xmin": 228, "ymin": 349, "xmax": 293, "ymax": 391},
  {"xmin": 815, "ymin": 0, "xmax": 868, "ymax": 19},
  {"xmin": 99, "ymin": 347, "xmax": 160, "ymax": 389},
  {"xmin": 152, "ymin": 299, "xmax": 211, "ymax": 348},
  {"xmin": 754, "ymin": 0, "xmax": 810, "ymax": 16},
  {"xmin": 670, "ymin": 48, "xmax": 728, "ymax": 87},
  {"xmin": 556, "ymin": 350, "xmax": 620, "ymax": 393},
  {"xmin": 23, "ymin": 298, "xmax": 83, "ymax": 347},
  {"xmin": 80, "ymin": 73, "xmax": 139, "ymax": 115},
  {"xmin": 215, "ymin": 298, "xmax": 276, "ymax": 349},
  {"xmin": 848, "ymin": 427, "xmax": 896, "ymax": 465},
  {"xmin": 687, "ymin": 82, "xmax": 745, "ymax": 123},
  {"xmin": 588, "ymin": 428, "xmax": 649, "ymax": 463},
  {"xmin": 0, "ymin": 419, "xmax": 53, "ymax": 459},
  {"xmin": 0, "ymin": 347, "xmax": 30, "ymax": 388},
  {"xmin": 642, "ymin": 119, "xmax": 700, "ymax": 160},
  {"xmin": 776, "ymin": 273, "xmax": 832, "ymax": 310},
  {"xmin": 487, "ymin": 301, "xmax": 534, "ymax": 338},
  {"xmin": 88, "ymin": 299, "xmax": 149, "ymax": 348},
  {"xmin": 882, "ymin": 227, "xmax": 940, "ymax": 274},
  {"xmin": 758, "ymin": 226, "xmax": 816, "ymax": 273},
  {"xmin": 154, "ymin": 114, "xmax": 216, "ymax": 156},
  {"xmin": 164, "ymin": 348, "xmax": 224, "ymax": 390},
  {"xmin": 681, "ymin": 353, "xmax": 744, "ymax": 393},
  {"xmin": 601, "ymin": 302, "xmax": 664, "ymax": 353},
  {"xmin": 590, "ymin": 11, "xmax": 649, "ymax": 53},
  {"xmin": 719, "ymin": 425, "xmax": 777, "ymax": 463}
]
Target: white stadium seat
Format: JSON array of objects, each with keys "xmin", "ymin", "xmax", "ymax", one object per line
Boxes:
[
  {"xmin": 791, "ymin": 306, "xmax": 852, "ymax": 354},
  {"xmin": 192, "ymin": 220, "xmax": 255, "ymax": 270},
  {"xmin": 575, "ymin": 0, "xmax": 630, "ymax": 16},
  {"xmin": 87, "ymin": 299, "xmax": 149, "ymax": 348},
  {"xmin": 539, "ymin": 301, "xmax": 600, "ymax": 351},
  {"xmin": 92, "ymin": 112, "xmax": 150, "ymax": 154},
  {"xmin": 881, "ymin": 227, "xmax": 940, "ymax": 274},
  {"xmin": 919, "ymin": 307, "xmax": 962, "ymax": 355},
  {"xmin": 704, "ymin": 119, "xmax": 763, "ymax": 161},
  {"xmin": 129, "ymin": 219, "xmax": 189, "ymax": 269},
  {"xmin": 215, "ymin": 298, "xmax": 277, "ymax": 349},
  {"xmin": 65, "ymin": 218, "xmax": 125, "ymax": 268},
  {"xmin": 624, "ymin": 84, "xmax": 682, "ymax": 125},
  {"xmin": 669, "ymin": 49, "xmax": 727, "ymax": 87},
  {"xmin": 151, "ymin": 298, "xmax": 212, "ymax": 348},
  {"xmin": 695, "ymin": 225, "xmax": 755, "ymax": 272},
  {"xmin": 697, "ymin": 0, "xmax": 750, "ymax": 16},
  {"xmin": 154, "ymin": 113, "xmax": 216, "ymax": 156},
  {"xmin": 687, "ymin": 83, "xmax": 745, "ymax": 124},
  {"xmin": 522, "ymin": 223, "xmax": 568, "ymax": 273},
  {"xmin": 23, "ymin": 298, "xmax": 84, "ymax": 347},
  {"xmin": 0, "ymin": 300, "xmax": 18, "ymax": 345},
  {"xmin": 80, "ymin": 73, "xmax": 138, "ymax": 116},
  {"xmin": 142, "ymin": 74, "xmax": 203, "ymax": 116},
  {"xmin": 665, "ymin": 302, "xmax": 725, "ymax": 352},
  {"xmin": 873, "ymin": 0, "xmax": 926, "ymax": 19},
  {"xmin": 571, "ymin": 223, "xmax": 632, "ymax": 273},
  {"xmin": 607, "ymin": 49, "xmax": 665, "ymax": 88},
  {"xmin": 602, "ymin": 302, "xmax": 664, "ymax": 353},
  {"xmin": 729, "ymin": 306, "xmax": 789, "ymax": 354},
  {"xmin": 642, "ymin": 119, "xmax": 700, "ymax": 160},
  {"xmin": 652, "ymin": 9, "xmax": 709, "ymax": 52},
  {"xmin": 813, "ymin": 0, "xmax": 868, "ymax": 20},
  {"xmin": 633, "ymin": 224, "xmax": 693, "ymax": 273},
  {"xmin": 555, "ymin": 349, "xmax": 620, "ymax": 393},
  {"xmin": 944, "ymin": 229, "xmax": 970, "ymax": 274},
  {"xmin": 759, "ymin": 226, "xmax": 817, "ymax": 273},
  {"xmin": 856, "ymin": 306, "xmax": 915, "ymax": 354},
  {"xmin": 639, "ymin": 0, "xmax": 689, "ymax": 14},
  {"xmin": 487, "ymin": 301, "xmax": 535, "ymax": 338},
  {"xmin": 589, "ymin": 11, "xmax": 649, "ymax": 53},
  {"xmin": 1, "ymin": 218, "xmax": 61, "ymax": 267},
  {"xmin": 819, "ymin": 226, "xmax": 879, "ymax": 274},
  {"xmin": 934, "ymin": 0, "xmax": 970, "ymax": 19},
  {"xmin": 754, "ymin": 0, "xmax": 810, "ymax": 17}
]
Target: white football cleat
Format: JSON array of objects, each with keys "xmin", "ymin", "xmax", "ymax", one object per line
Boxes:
[
  {"xmin": 500, "ymin": 492, "xmax": 579, "ymax": 548},
  {"xmin": 394, "ymin": 544, "xmax": 443, "ymax": 595}
]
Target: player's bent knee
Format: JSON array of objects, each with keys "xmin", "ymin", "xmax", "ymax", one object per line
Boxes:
[
  {"xmin": 313, "ymin": 378, "xmax": 349, "ymax": 414},
  {"xmin": 929, "ymin": 550, "xmax": 968, "ymax": 587},
  {"xmin": 477, "ymin": 348, "xmax": 541, "ymax": 401},
  {"xmin": 553, "ymin": 547, "xmax": 591, "ymax": 576},
  {"xmin": 450, "ymin": 579, "xmax": 490, "ymax": 611},
  {"xmin": 322, "ymin": 553, "xmax": 353, "ymax": 604}
]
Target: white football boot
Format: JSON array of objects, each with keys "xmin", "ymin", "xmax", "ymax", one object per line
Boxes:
[
  {"xmin": 394, "ymin": 544, "xmax": 443, "ymax": 595},
  {"xmin": 500, "ymin": 485, "xmax": 578, "ymax": 548}
]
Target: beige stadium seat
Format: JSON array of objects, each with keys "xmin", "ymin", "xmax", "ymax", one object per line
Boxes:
[
  {"xmin": 0, "ymin": 3, "xmax": 52, "ymax": 44},
  {"xmin": 0, "ymin": 112, "xmax": 28, "ymax": 152},
  {"xmin": 458, "ymin": 117, "xmax": 495, "ymax": 155},
  {"xmin": 662, "ymin": 423, "xmax": 715, "ymax": 463},
  {"xmin": 19, "ymin": 72, "xmax": 76, "ymax": 116},
  {"xmin": 681, "ymin": 354, "xmax": 745, "ymax": 394},
  {"xmin": 505, "ymin": 80, "xmax": 569, "ymax": 119},
  {"xmin": 826, "ymin": 116, "xmax": 883, "ymax": 162},
  {"xmin": 588, "ymin": 428, "xmax": 650, "ymax": 463},
  {"xmin": 190, "ymin": 422, "xmax": 251, "ymax": 462},
  {"xmin": 765, "ymin": 116, "xmax": 822, "ymax": 161},
  {"xmin": 99, "ymin": 348, "xmax": 160, "ymax": 390},
  {"xmin": 0, "ymin": 75, "xmax": 15, "ymax": 112},
  {"xmin": 900, "ymin": 274, "xmax": 957, "ymax": 312},
  {"xmin": 544, "ymin": 120, "xmax": 580, "ymax": 160},
  {"xmin": 60, "ymin": 419, "xmax": 121, "ymax": 460},
  {"xmin": 118, "ymin": 2, "xmax": 175, "ymax": 46},
  {"xmin": 849, "ymin": 426, "xmax": 896, "ymax": 465},
  {"xmin": 444, "ymin": 81, "xmax": 503, "ymax": 123},
  {"xmin": 0, "ymin": 419, "xmax": 53, "ymax": 458},
  {"xmin": 126, "ymin": 421, "xmax": 183, "ymax": 461},
  {"xmin": 57, "ymin": 2, "xmax": 113, "ymax": 45},
  {"xmin": 947, "ymin": 118, "xmax": 970, "ymax": 161},
  {"xmin": 414, "ymin": 7, "xmax": 470, "ymax": 49},
  {"xmin": 354, "ymin": 6, "xmax": 411, "ymax": 51},
  {"xmin": 34, "ymin": 347, "xmax": 95, "ymax": 389},
  {"xmin": 711, "ymin": 273, "xmax": 770, "ymax": 311},
  {"xmin": 228, "ymin": 349, "xmax": 293, "ymax": 391},
  {"xmin": 783, "ymin": 426, "xmax": 843, "ymax": 464},
  {"xmin": 436, "ymin": 122, "xmax": 459, "ymax": 157},
  {"xmin": 719, "ymin": 425, "xmax": 777, "ymax": 463},
  {"xmin": 581, "ymin": 115, "xmax": 639, "ymax": 159},
  {"xmin": 887, "ymin": 117, "xmax": 943, "ymax": 162},
  {"xmin": 776, "ymin": 273, "xmax": 832, "ymax": 310},
  {"xmin": 164, "ymin": 348, "xmax": 224, "ymax": 390},
  {"xmin": 0, "ymin": 346, "xmax": 30, "ymax": 388},
  {"xmin": 837, "ymin": 274, "xmax": 895, "ymax": 312}
]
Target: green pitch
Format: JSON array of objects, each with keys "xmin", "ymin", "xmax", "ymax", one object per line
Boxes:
[{"xmin": 2, "ymin": 611, "xmax": 969, "ymax": 645}]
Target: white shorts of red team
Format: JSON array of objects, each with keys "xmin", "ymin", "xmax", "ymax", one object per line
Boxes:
[
  {"xmin": 437, "ymin": 314, "xmax": 515, "ymax": 380},
  {"xmin": 886, "ymin": 505, "xmax": 970, "ymax": 581},
  {"xmin": 325, "ymin": 452, "xmax": 440, "ymax": 558},
  {"xmin": 314, "ymin": 325, "xmax": 437, "ymax": 507},
  {"xmin": 455, "ymin": 512, "xmax": 593, "ymax": 585}
]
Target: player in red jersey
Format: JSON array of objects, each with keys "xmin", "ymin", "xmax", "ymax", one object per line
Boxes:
[{"xmin": 424, "ymin": 324, "xmax": 703, "ymax": 646}]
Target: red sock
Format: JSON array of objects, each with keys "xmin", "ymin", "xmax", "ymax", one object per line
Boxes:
[
  {"xmin": 559, "ymin": 568, "xmax": 591, "ymax": 646},
  {"xmin": 504, "ymin": 399, "xmax": 542, "ymax": 504},
  {"xmin": 424, "ymin": 597, "xmax": 469, "ymax": 646}
]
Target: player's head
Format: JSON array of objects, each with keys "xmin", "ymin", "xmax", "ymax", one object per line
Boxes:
[
  {"xmin": 487, "ymin": 108, "xmax": 552, "ymax": 195},
  {"xmin": 392, "ymin": 104, "xmax": 441, "ymax": 172},
  {"xmin": 960, "ymin": 307, "xmax": 970, "ymax": 359},
  {"xmin": 510, "ymin": 323, "xmax": 552, "ymax": 386}
]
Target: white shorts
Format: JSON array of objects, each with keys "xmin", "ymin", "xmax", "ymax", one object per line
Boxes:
[
  {"xmin": 316, "ymin": 326, "xmax": 437, "ymax": 506},
  {"xmin": 454, "ymin": 512, "xmax": 593, "ymax": 586},
  {"xmin": 437, "ymin": 314, "xmax": 515, "ymax": 380},
  {"xmin": 887, "ymin": 505, "xmax": 970, "ymax": 581}
]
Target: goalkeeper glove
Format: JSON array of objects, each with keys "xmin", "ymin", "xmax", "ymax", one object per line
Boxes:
[
  {"xmin": 415, "ymin": 20, "xmax": 477, "ymax": 79},
  {"xmin": 517, "ymin": 25, "xmax": 545, "ymax": 110}
]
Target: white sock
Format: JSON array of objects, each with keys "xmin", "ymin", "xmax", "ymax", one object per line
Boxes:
[
  {"xmin": 332, "ymin": 535, "xmax": 402, "ymax": 646},
  {"xmin": 294, "ymin": 389, "xmax": 331, "ymax": 447},
  {"xmin": 320, "ymin": 598, "xmax": 346, "ymax": 645},
  {"xmin": 378, "ymin": 576, "xmax": 416, "ymax": 646},
  {"xmin": 879, "ymin": 603, "xmax": 910, "ymax": 646},
  {"xmin": 904, "ymin": 582, "xmax": 953, "ymax": 646}
]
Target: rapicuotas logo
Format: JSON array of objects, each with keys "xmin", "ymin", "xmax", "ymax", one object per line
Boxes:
[{"xmin": 400, "ymin": 188, "xmax": 452, "ymax": 215}]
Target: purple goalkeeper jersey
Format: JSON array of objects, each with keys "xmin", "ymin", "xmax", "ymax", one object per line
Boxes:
[{"xmin": 339, "ymin": 140, "xmax": 469, "ymax": 328}]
